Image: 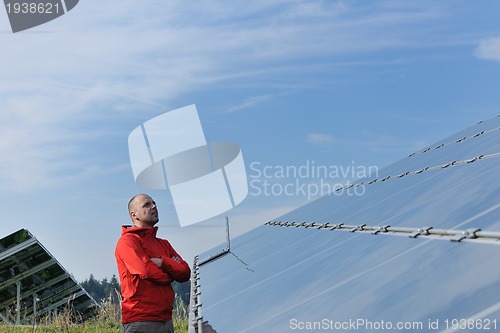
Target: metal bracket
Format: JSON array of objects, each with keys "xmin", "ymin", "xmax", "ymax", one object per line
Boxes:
[
  {"xmin": 450, "ymin": 228, "xmax": 481, "ymax": 243},
  {"xmin": 329, "ymin": 223, "xmax": 343, "ymax": 230},
  {"xmin": 350, "ymin": 224, "xmax": 366, "ymax": 232},
  {"xmin": 372, "ymin": 225, "xmax": 390, "ymax": 235},
  {"xmin": 441, "ymin": 161, "xmax": 457, "ymax": 168},
  {"xmin": 416, "ymin": 167, "xmax": 429, "ymax": 174},
  {"xmin": 409, "ymin": 227, "xmax": 433, "ymax": 238},
  {"xmin": 473, "ymin": 131, "xmax": 485, "ymax": 137}
]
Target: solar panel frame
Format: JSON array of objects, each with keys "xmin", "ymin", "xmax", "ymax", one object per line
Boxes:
[
  {"xmin": 189, "ymin": 116, "xmax": 500, "ymax": 333},
  {"xmin": 0, "ymin": 229, "xmax": 99, "ymax": 325}
]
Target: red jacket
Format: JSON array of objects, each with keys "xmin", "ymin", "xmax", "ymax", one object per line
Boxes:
[{"xmin": 115, "ymin": 226, "xmax": 191, "ymax": 324}]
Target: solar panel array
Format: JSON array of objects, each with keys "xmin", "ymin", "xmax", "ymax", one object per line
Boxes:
[
  {"xmin": 189, "ymin": 116, "xmax": 500, "ymax": 333},
  {"xmin": 0, "ymin": 229, "xmax": 99, "ymax": 325}
]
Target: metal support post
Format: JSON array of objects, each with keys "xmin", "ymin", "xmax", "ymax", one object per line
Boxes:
[
  {"xmin": 16, "ymin": 281, "xmax": 21, "ymax": 325},
  {"xmin": 33, "ymin": 293, "xmax": 37, "ymax": 325}
]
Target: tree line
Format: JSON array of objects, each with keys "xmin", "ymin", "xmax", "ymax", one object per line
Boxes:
[{"xmin": 80, "ymin": 274, "xmax": 190, "ymax": 306}]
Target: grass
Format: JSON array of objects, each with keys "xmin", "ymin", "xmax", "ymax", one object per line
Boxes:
[{"xmin": 0, "ymin": 295, "xmax": 189, "ymax": 333}]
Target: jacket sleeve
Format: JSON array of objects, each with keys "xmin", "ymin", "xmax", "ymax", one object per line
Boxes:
[
  {"xmin": 116, "ymin": 234, "xmax": 173, "ymax": 284},
  {"xmin": 161, "ymin": 241, "xmax": 191, "ymax": 282}
]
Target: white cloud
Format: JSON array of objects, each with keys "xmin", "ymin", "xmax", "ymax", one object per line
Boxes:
[
  {"xmin": 0, "ymin": 0, "xmax": 450, "ymax": 192},
  {"xmin": 227, "ymin": 94, "xmax": 274, "ymax": 113},
  {"xmin": 474, "ymin": 37, "xmax": 500, "ymax": 62},
  {"xmin": 306, "ymin": 133, "xmax": 334, "ymax": 144}
]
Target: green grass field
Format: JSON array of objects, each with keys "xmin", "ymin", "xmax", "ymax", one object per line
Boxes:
[
  {"xmin": 0, "ymin": 320, "xmax": 188, "ymax": 333},
  {"xmin": 0, "ymin": 297, "xmax": 189, "ymax": 333}
]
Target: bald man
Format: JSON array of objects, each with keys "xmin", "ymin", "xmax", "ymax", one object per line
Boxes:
[{"xmin": 115, "ymin": 194, "xmax": 191, "ymax": 333}]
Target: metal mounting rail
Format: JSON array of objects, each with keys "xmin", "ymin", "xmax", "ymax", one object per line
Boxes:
[
  {"xmin": 265, "ymin": 221, "xmax": 500, "ymax": 245},
  {"xmin": 331, "ymin": 152, "xmax": 500, "ymax": 194},
  {"xmin": 190, "ymin": 255, "xmax": 203, "ymax": 333},
  {"xmin": 407, "ymin": 118, "xmax": 500, "ymax": 158}
]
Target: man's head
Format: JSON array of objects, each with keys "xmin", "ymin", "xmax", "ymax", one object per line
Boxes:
[{"xmin": 128, "ymin": 194, "xmax": 159, "ymax": 227}]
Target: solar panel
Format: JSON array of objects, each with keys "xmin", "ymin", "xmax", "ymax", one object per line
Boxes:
[
  {"xmin": 189, "ymin": 116, "xmax": 500, "ymax": 332},
  {"xmin": 0, "ymin": 229, "xmax": 99, "ymax": 325}
]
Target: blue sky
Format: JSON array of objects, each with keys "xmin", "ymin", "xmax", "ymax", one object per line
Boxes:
[{"xmin": 1, "ymin": 0, "xmax": 500, "ymax": 282}]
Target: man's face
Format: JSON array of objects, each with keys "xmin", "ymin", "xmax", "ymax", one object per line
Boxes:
[{"xmin": 131, "ymin": 195, "xmax": 159, "ymax": 227}]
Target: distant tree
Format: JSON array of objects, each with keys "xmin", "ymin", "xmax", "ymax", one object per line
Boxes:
[
  {"xmin": 80, "ymin": 275, "xmax": 190, "ymax": 305},
  {"xmin": 172, "ymin": 281, "xmax": 191, "ymax": 305},
  {"xmin": 81, "ymin": 274, "xmax": 121, "ymax": 304}
]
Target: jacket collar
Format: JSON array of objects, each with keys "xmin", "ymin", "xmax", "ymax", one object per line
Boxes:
[{"xmin": 121, "ymin": 225, "xmax": 158, "ymax": 237}]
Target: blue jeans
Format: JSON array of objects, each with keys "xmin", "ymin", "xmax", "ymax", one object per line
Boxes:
[{"xmin": 122, "ymin": 320, "xmax": 174, "ymax": 333}]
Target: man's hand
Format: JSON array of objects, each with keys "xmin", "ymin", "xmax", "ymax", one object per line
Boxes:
[{"xmin": 150, "ymin": 257, "xmax": 163, "ymax": 267}]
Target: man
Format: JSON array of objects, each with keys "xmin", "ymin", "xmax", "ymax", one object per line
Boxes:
[{"xmin": 115, "ymin": 194, "xmax": 191, "ymax": 333}]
